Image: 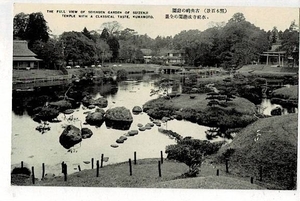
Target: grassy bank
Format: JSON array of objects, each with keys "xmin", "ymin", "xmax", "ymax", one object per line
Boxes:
[
  {"xmin": 214, "ymin": 113, "xmax": 298, "ymax": 190},
  {"xmin": 271, "ymin": 85, "xmax": 298, "ymax": 107},
  {"xmin": 11, "ymin": 158, "xmax": 264, "ymax": 189},
  {"xmin": 143, "ymin": 93, "xmax": 258, "ymax": 129},
  {"xmin": 272, "ymin": 85, "xmax": 298, "ymax": 100}
]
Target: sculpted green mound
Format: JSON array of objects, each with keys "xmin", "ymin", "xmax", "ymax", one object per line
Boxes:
[
  {"xmin": 143, "ymin": 94, "xmax": 257, "ymax": 128},
  {"xmin": 216, "ymin": 114, "xmax": 297, "ymax": 190}
]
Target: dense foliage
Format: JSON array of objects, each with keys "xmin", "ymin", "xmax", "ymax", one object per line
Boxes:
[{"xmin": 13, "ymin": 12, "xmax": 298, "ymax": 69}]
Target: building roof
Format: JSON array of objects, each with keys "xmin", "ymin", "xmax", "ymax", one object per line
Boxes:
[
  {"xmin": 13, "ymin": 40, "xmax": 37, "ymax": 57},
  {"xmin": 13, "ymin": 56, "xmax": 42, "ymax": 61}
]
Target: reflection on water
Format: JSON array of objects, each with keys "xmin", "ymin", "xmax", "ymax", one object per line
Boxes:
[{"xmin": 11, "ymin": 75, "xmax": 219, "ymax": 178}]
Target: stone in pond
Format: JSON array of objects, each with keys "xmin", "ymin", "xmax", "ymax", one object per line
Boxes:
[
  {"xmin": 81, "ymin": 128, "xmax": 93, "ymax": 139},
  {"xmin": 59, "ymin": 125, "xmax": 82, "ymax": 149},
  {"xmin": 137, "ymin": 123, "xmax": 143, "ymax": 127},
  {"xmin": 139, "ymin": 127, "xmax": 146, "ymax": 131},
  {"xmin": 132, "ymin": 106, "xmax": 142, "ymax": 114},
  {"xmin": 111, "ymin": 144, "xmax": 119, "ymax": 148},
  {"xmin": 128, "ymin": 130, "xmax": 138, "ymax": 136},
  {"xmin": 145, "ymin": 124, "xmax": 152, "ymax": 130},
  {"xmin": 88, "ymin": 105, "xmax": 96, "ymax": 109},
  {"xmin": 148, "ymin": 123, "xmax": 154, "ymax": 127},
  {"xmin": 116, "ymin": 138, "xmax": 125, "ymax": 144},
  {"xmin": 119, "ymin": 136, "xmax": 127, "ymax": 141},
  {"xmin": 105, "ymin": 106, "xmax": 133, "ymax": 130},
  {"xmin": 63, "ymin": 109, "xmax": 74, "ymax": 115}
]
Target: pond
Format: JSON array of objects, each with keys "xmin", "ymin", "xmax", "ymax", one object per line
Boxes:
[
  {"xmin": 12, "ymin": 74, "xmax": 220, "ymax": 178},
  {"xmin": 258, "ymin": 98, "xmax": 298, "ymax": 115}
]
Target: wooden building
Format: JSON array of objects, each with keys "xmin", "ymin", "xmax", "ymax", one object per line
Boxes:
[{"xmin": 13, "ymin": 40, "xmax": 41, "ymax": 69}]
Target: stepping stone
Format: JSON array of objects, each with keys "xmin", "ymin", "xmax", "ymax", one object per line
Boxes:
[
  {"xmin": 111, "ymin": 144, "xmax": 119, "ymax": 148},
  {"xmin": 128, "ymin": 130, "xmax": 139, "ymax": 136},
  {"xmin": 63, "ymin": 109, "xmax": 74, "ymax": 114},
  {"xmin": 139, "ymin": 127, "xmax": 146, "ymax": 131},
  {"xmin": 119, "ymin": 136, "xmax": 127, "ymax": 141},
  {"xmin": 88, "ymin": 105, "xmax": 96, "ymax": 109},
  {"xmin": 145, "ymin": 124, "xmax": 152, "ymax": 130},
  {"xmin": 137, "ymin": 123, "xmax": 143, "ymax": 127},
  {"xmin": 116, "ymin": 139, "xmax": 125, "ymax": 144},
  {"xmin": 148, "ymin": 123, "xmax": 154, "ymax": 127}
]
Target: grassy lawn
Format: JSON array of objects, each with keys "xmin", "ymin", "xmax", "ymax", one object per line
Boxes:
[
  {"xmin": 148, "ymin": 176, "xmax": 264, "ymax": 189},
  {"xmin": 272, "ymin": 85, "xmax": 298, "ymax": 99},
  {"xmin": 12, "ymin": 158, "xmax": 265, "ymax": 189},
  {"xmin": 237, "ymin": 65, "xmax": 298, "ymax": 75},
  {"xmin": 13, "ymin": 69, "xmax": 64, "ymax": 79}
]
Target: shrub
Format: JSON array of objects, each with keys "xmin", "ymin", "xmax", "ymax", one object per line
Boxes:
[
  {"xmin": 11, "ymin": 167, "xmax": 31, "ymax": 176},
  {"xmin": 116, "ymin": 69, "xmax": 128, "ymax": 80},
  {"xmin": 165, "ymin": 137, "xmax": 223, "ymax": 177}
]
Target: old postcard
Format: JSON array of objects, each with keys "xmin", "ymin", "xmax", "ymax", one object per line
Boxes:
[{"xmin": 4, "ymin": 1, "xmax": 300, "ymax": 201}]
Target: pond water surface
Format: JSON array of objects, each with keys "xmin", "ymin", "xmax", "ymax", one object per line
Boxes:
[{"xmin": 12, "ymin": 74, "xmax": 215, "ymax": 178}]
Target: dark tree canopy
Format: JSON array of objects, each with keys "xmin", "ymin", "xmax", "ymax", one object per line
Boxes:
[
  {"xmin": 14, "ymin": 12, "xmax": 50, "ymax": 48},
  {"xmin": 13, "ymin": 12, "xmax": 29, "ymax": 39},
  {"xmin": 100, "ymin": 28, "xmax": 110, "ymax": 41},
  {"xmin": 12, "ymin": 12, "xmax": 297, "ymax": 69}
]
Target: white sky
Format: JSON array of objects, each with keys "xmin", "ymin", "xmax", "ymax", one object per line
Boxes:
[{"xmin": 13, "ymin": 3, "xmax": 299, "ymax": 38}]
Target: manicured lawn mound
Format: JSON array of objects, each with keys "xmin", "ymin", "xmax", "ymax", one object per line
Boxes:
[
  {"xmin": 143, "ymin": 94, "xmax": 257, "ymax": 128},
  {"xmin": 147, "ymin": 176, "xmax": 264, "ymax": 189},
  {"xmin": 271, "ymin": 85, "xmax": 298, "ymax": 107},
  {"xmin": 215, "ymin": 114, "xmax": 298, "ymax": 190},
  {"xmin": 272, "ymin": 85, "xmax": 298, "ymax": 99}
]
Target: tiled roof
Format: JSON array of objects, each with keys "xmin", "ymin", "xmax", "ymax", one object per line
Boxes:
[{"xmin": 13, "ymin": 40, "xmax": 37, "ymax": 57}]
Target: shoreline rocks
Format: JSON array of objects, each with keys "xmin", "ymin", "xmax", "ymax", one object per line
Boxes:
[
  {"xmin": 81, "ymin": 128, "xmax": 93, "ymax": 139},
  {"xmin": 85, "ymin": 108, "xmax": 105, "ymax": 126},
  {"xmin": 105, "ymin": 107, "xmax": 133, "ymax": 130},
  {"xmin": 49, "ymin": 100, "xmax": 72, "ymax": 112},
  {"xmin": 59, "ymin": 125, "xmax": 82, "ymax": 149},
  {"xmin": 82, "ymin": 95, "xmax": 108, "ymax": 108}
]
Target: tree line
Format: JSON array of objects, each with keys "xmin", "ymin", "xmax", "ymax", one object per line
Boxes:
[{"xmin": 13, "ymin": 12, "xmax": 299, "ymax": 69}]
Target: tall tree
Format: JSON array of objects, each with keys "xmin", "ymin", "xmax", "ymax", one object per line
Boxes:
[
  {"xmin": 228, "ymin": 12, "xmax": 246, "ymax": 23},
  {"xmin": 271, "ymin": 26, "xmax": 279, "ymax": 43},
  {"xmin": 95, "ymin": 39, "xmax": 112, "ymax": 66},
  {"xmin": 25, "ymin": 12, "xmax": 50, "ymax": 47},
  {"xmin": 82, "ymin": 27, "xmax": 93, "ymax": 40},
  {"xmin": 31, "ymin": 38, "xmax": 63, "ymax": 69},
  {"xmin": 59, "ymin": 31, "xmax": 96, "ymax": 65},
  {"xmin": 100, "ymin": 21, "xmax": 122, "ymax": 36},
  {"xmin": 107, "ymin": 36, "xmax": 120, "ymax": 61},
  {"xmin": 100, "ymin": 28, "xmax": 110, "ymax": 41},
  {"xmin": 281, "ymin": 22, "xmax": 299, "ymax": 65},
  {"xmin": 13, "ymin": 12, "xmax": 29, "ymax": 39}
]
